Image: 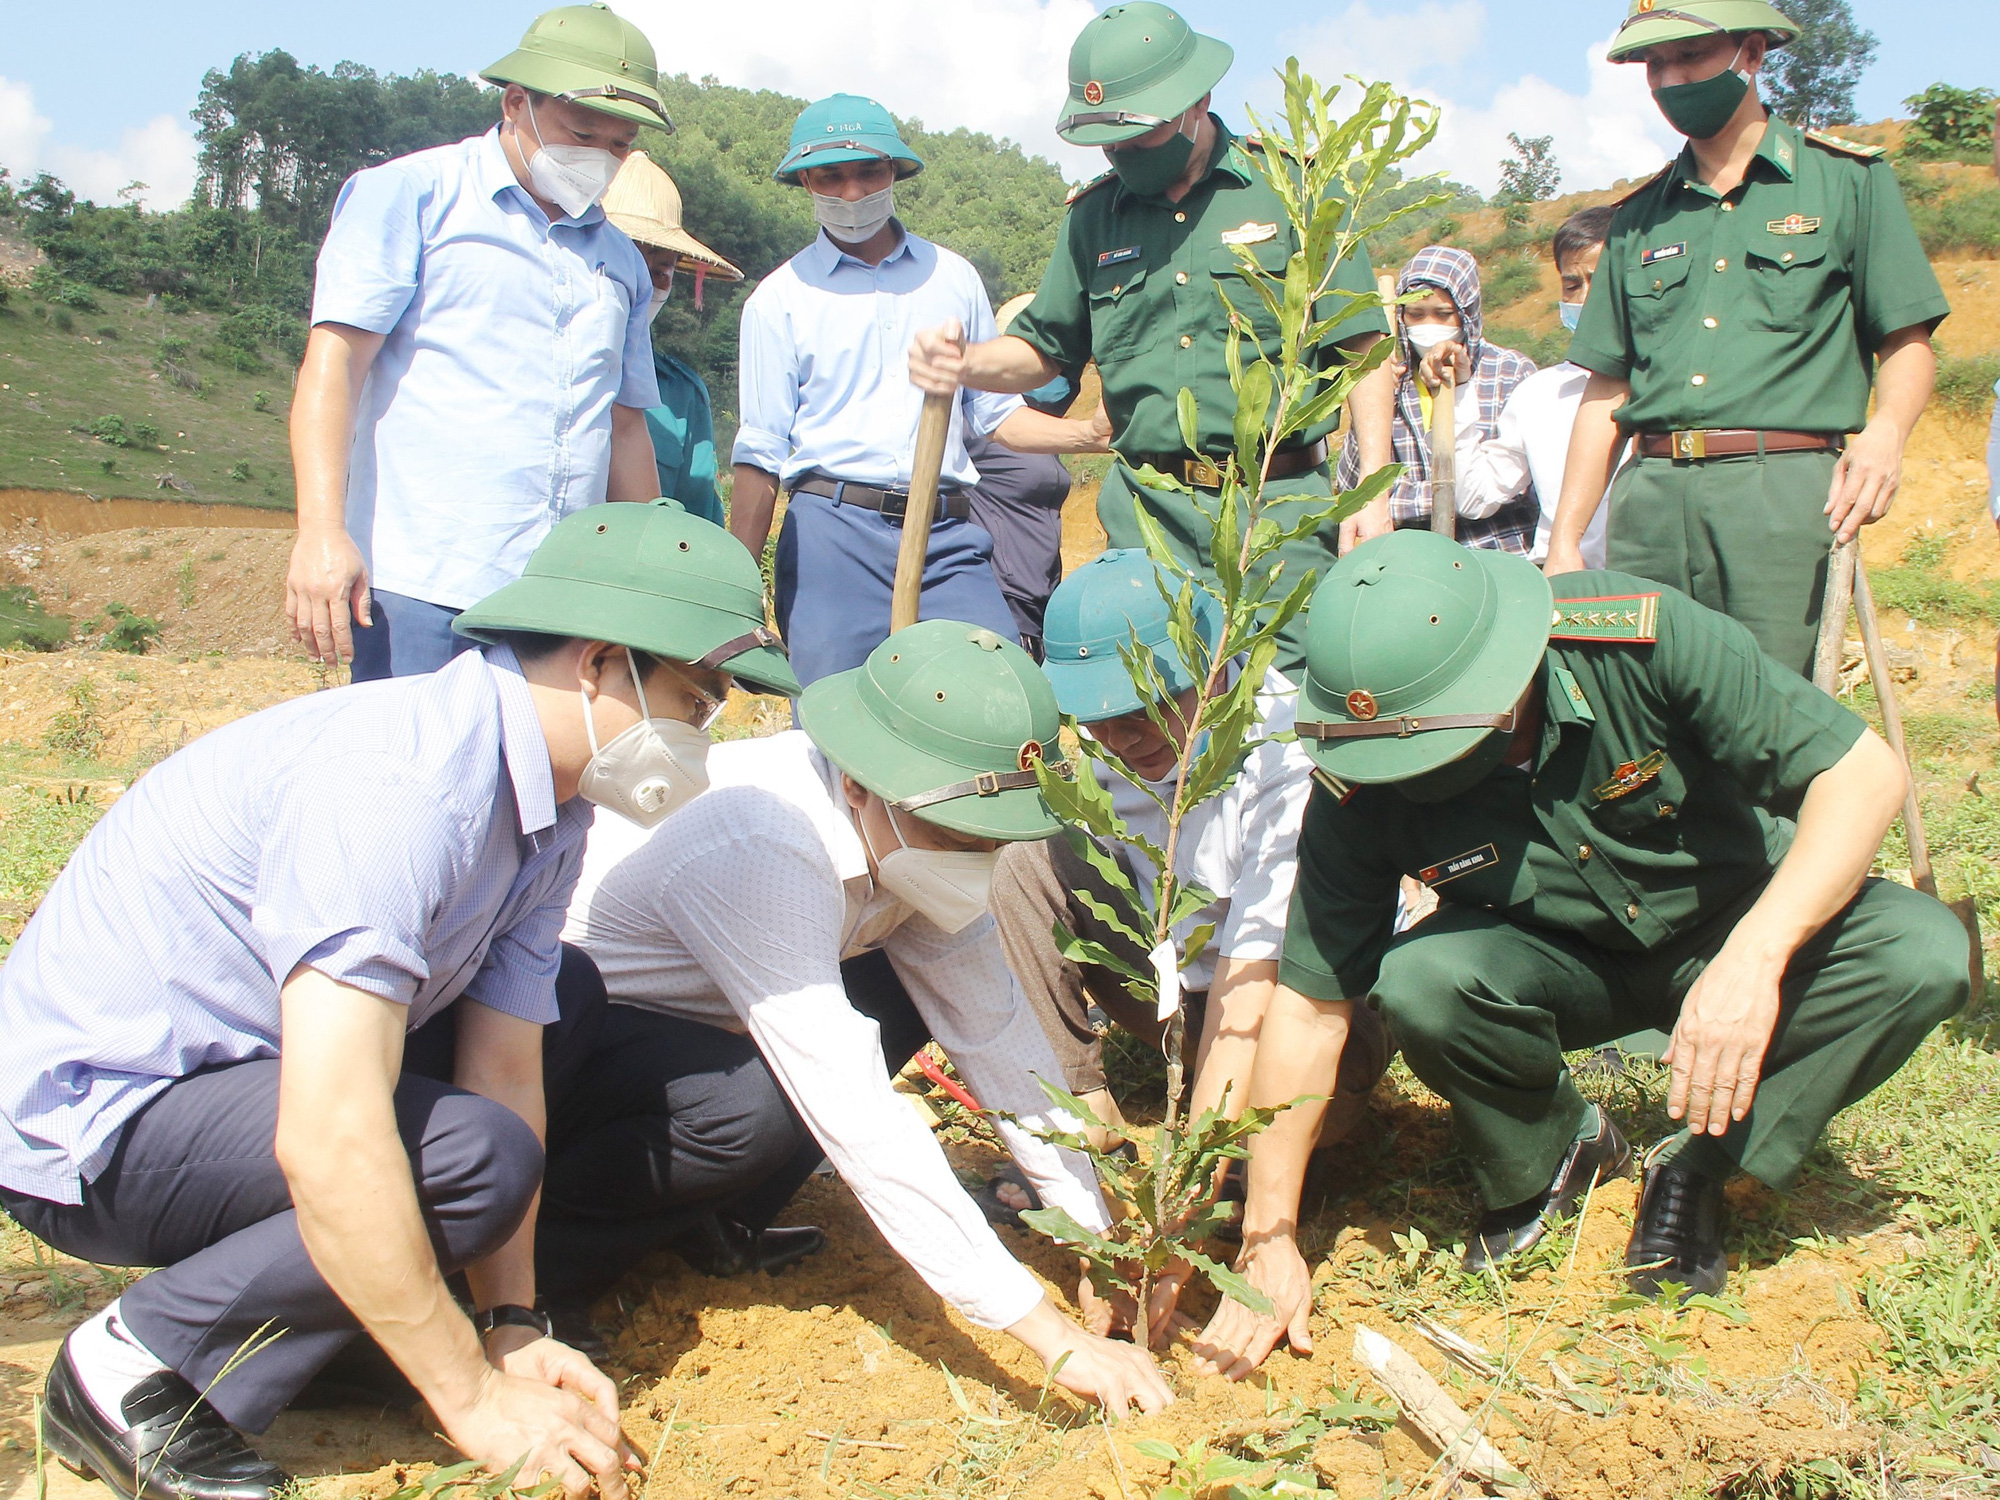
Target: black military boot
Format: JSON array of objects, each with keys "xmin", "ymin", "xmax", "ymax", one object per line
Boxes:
[
  {"xmin": 42, "ymin": 1341, "xmax": 288, "ymax": 1500},
  {"xmin": 672, "ymin": 1212, "xmax": 826, "ymax": 1277},
  {"xmin": 1463, "ymin": 1108, "xmax": 1631, "ymax": 1274},
  {"xmin": 1625, "ymin": 1141, "xmax": 1729, "ymax": 1299}
]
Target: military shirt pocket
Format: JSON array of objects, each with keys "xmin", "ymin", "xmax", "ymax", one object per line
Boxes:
[
  {"xmin": 1208, "ymin": 238, "xmax": 1290, "ymax": 339},
  {"xmin": 1743, "ymin": 227, "xmax": 1833, "ymax": 332},
  {"xmin": 1584, "ymin": 751, "xmax": 1689, "ymax": 837},
  {"xmin": 1623, "ymin": 253, "xmax": 1693, "ymax": 341},
  {"xmin": 1088, "ymin": 261, "xmax": 1151, "ymax": 365}
]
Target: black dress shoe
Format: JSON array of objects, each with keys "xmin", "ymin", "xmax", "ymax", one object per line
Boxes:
[
  {"xmin": 1463, "ymin": 1110, "xmax": 1631, "ymax": 1274},
  {"xmin": 41, "ymin": 1342, "xmax": 288, "ymax": 1500},
  {"xmin": 672, "ymin": 1213, "xmax": 826, "ymax": 1277},
  {"xmin": 1625, "ymin": 1143, "xmax": 1729, "ymax": 1300},
  {"xmin": 545, "ymin": 1301, "xmax": 613, "ymax": 1363}
]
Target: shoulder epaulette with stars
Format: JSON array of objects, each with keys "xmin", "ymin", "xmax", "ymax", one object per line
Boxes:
[
  {"xmin": 1065, "ymin": 170, "xmax": 1116, "ymax": 208},
  {"xmin": 1803, "ymin": 129, "xmax": 1886, "ymax": 161},
  {"xmin": 1549, "ymin": 593, "xmax": 1659, "ymax": 643}
]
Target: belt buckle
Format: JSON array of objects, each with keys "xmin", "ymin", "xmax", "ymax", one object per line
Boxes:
[
  {"xmin": 1671, "ymin": 429, "xmax": 1707, "ymax": 461},
  {"xmin": 879, "ymin": 487, "xmax": 910, "ymax": 522},
  {"xmin": 1183, "ymin": 457, "xmax": 1224, "ymax": 489}
]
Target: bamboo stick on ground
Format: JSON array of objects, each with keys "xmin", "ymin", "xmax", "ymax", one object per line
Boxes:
[{"xmin": 1353, "ymin": 1326, "xmax": 1539, "ymax": 1499}]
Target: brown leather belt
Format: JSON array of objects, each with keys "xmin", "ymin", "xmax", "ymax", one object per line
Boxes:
[
  {"xmin": 1637, "ymin": 429, "xmax": 1844, "ymax": 461},
  {"xmin": 792, "ymin": 474, "xmax": 972, "ymax": 523},
  {"xmin": 1129, "ymin": 438, "xmax": 1329, "ymax": 490}
]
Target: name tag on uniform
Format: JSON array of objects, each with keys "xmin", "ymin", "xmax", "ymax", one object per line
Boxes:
[
  {"xmin": 1097, "ymin": 245, "xmax": 1142, "ymax": 268},
  {"xmin": 1766, "ymin": 214, "xmax": 1822, "ymax": 235},
  {"xmin": 1220, "ymin": 221, "xmax": 1278, "ymax": 245},
  {"xmin": 1594, "ymin": 749, "xmax": 1667, "ymax": 802},
  {"xmin": 1419, "ymin": 843, "xmax": 1498, "ymax": 885},
  {"xmin": 1640, "ymin": 243, "xmax": 1686, "ymax": 265}
]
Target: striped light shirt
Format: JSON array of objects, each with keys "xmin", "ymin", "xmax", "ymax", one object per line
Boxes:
[{"xmin": 0, "ymin": 647, "xmax": 591, "ymax": 1205}]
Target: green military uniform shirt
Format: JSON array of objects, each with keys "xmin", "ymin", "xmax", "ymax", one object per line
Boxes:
[
  {"xmin": 1278, "ymin": 571, "xmax": 1865, "ymax": 1004},
  {"xmin": 1009, "ymin": 118, "xmax": 1389, "ymax": 460},
  {"xmin": 1569, "ymin": 116, "xmax": 1949, "ymax": 435}
]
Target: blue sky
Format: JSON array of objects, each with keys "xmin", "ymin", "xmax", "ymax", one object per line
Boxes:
[{"xmin": 2, "ymin": 0, "xmax": 1992, "ymax": 207}]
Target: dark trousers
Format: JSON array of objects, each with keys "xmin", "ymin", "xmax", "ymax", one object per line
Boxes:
[
  {"xmin": 530, "ymin": 948, "xmax": 934, "ymax": 1306},
  {"xmin": 0, "ymin": 949, "xmax": 604, "ymax": 1432},
  {"xmin": 1377, "ymin": 877, "xmax": 1969, "ymax": 1208},
  {"xmin": 347, "ymin": 589, "xmax": 478, "ymax": 682},
  {"xmin": 773, "ymin": 488, "xmax": 1019, "ymax": 687}
]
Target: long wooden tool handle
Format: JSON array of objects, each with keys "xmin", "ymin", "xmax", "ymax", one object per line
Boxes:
[
  {"xmin": 1812, "ymin": 536, "xmax": 1858, "ymax": 694},
  {"xmin": 1852, "ymin": 555, "xmax": 1936, "ymax": 897},
  {"xmin": 1429, "ymin": 375, "xmax": 1457, "ymax": 540},
  {"xmin": 891, "ymin": 391, "xmax": 954, "ymax": 633}
]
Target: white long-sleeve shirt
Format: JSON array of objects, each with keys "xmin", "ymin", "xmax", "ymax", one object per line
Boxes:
[
  {"xmin": 1099, "ymin": 667, "xmax": 1311, "ymax": 992},
  {"xmin": 561, "ymin": 731, "xmax": 1109, "ymax": 1330},
  {"xmin": 1453, "ymin": 361, "xmax": 1610, "ymax": 568}
]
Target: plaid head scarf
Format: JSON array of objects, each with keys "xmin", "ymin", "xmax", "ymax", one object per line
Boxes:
[{"xmin": 1338, "ymin": 244, "xmax": 1540, "ymax": 555}]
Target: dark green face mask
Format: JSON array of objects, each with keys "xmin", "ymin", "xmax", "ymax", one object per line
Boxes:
[
  {"xmin": 1108, "ymin": 120, "xmax": 1196, "ymax": 197},
  {"xmin": 1652, "ymin": 45, "xmax": 1751, "ymax": 140},
  {"xmin": 1393, "ymin": 729, "xmax": 1513, "ymax": 804}
]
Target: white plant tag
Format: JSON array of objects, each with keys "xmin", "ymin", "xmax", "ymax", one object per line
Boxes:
[{"xmin": 1150, "ymin": 939, "xmax": 1181, "ymax": 1022}]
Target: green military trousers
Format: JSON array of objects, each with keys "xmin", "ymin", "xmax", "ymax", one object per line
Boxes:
[
  {"xmin": 1099, "ymin": 461, "xmax": 1340, "ymax": 683},
  {"xmin": 1373, "ymin": 876, "xmax": 1968, "ymax": 1209},
  {"xmin": 1606, "ymin": 449, "xmax": 1840, "ymax": 678}
]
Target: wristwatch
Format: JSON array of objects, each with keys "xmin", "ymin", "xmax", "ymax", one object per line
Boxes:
[{"xmin": 474, "ymin": 1304, "xmax": 552, "ymax": 1340}]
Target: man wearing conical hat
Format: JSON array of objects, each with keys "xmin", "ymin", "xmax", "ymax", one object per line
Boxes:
[
  {"xmin": 602, "ymin": 149, "xmax": 744, "ymax": 527},
  {"xmin": 288, "ymin": 4, "xmax": 674, "ymax": 680},
  {"xmin": 1546, "ymin": 0, "xmax": 1949, "ymax": 678}
]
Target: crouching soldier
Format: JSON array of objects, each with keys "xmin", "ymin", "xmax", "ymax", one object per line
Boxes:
[
  {"xmin": 1192, "ymin": 529, "xmax": 1966, "ymax": 1378},
  {"xmin": 553, "ymin": 620, "xmax": 1174, "ymax": 1416},
  {"xmin": 0, "ymin": 499, "xmax": 797, "ymax": 1500},
  {"xmin": 989, "ymin": 549, "xmax": 1389, "ymax": 1193}
]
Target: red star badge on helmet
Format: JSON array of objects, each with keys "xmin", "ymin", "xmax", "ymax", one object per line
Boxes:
[
  {"xmin": 1083, "ymin": 80, "xmax": 1105, "ymax": 105},
  {"xmin": 1018, "ymin": 740, "xmax": 1045, "ymax": 771},
  {"xmin": 1346, "ymin": 689, "xmax": 1378, "ymax": 721}
]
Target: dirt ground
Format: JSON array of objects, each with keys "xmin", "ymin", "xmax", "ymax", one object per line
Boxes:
[{"xmin": 0, "ymin": 251, "xmax": 1994, "ymax": 1500}]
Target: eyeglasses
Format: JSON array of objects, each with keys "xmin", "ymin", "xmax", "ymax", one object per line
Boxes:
[{"xmin": 658, "ymin": 661, "xmax": 726, "ymax": 731}]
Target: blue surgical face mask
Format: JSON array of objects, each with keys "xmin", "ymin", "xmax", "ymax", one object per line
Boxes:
[{"xmin": 1560, "ymin": 300, "xmax": 1585, "ymax": 332}]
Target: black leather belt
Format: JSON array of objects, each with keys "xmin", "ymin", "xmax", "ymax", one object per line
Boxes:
[
  {"xmin": 1126, "ymin": 438, "xmax": 1329, "ymax": 490},
  {"xmin": 792, "ymin": 474, "xmax": 972, "ymax": 523}
]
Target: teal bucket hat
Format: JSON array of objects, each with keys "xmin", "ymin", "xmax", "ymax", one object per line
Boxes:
[
  {"xmin": 1042, "ymin": 548, "xmax": 1223, "ymax": 722},
  {"xmin": 774, "ymin": 94, "xmax": 926, "ymax": 184}
]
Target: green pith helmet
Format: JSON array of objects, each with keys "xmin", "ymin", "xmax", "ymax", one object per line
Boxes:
[
  {"xmin": 453, "ymin": 500, "xmax": 799, "ymax": 696},
  {"xmin": 1607, "ymin": 0, "xmax": 1800, "ymax": 63},
  {"xmin": 774, "ymin": 94, "xmax": 925, "ymax": 185},
  {"xmin": 1294, "ymin": 532, "xmax": 1552, "ymax": 784},
  {"xmin": 1042, "ymin": 548, "xmax": 1223, "ymax": 722},
  {"xmin": 797, "ymin": 620, "xmax": 1065, "ymax": 840},
  {"xmin": 481, "ymin": 3, "xmax": 674, "ymax": 131},
  {"xmin": 1056, "ymin": 2, "xmax": 1233, "ymax": 147}
]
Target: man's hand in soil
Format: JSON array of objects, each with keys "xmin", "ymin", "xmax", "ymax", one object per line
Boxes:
[
  {"xmin": 443, "ymin": 1357, "xmax": 642, "ymax": 1500},
  {"xmin": 285, "ymin": 526, "xmax": 372, "ymax": 664},
  {"xmin": 1008, "ymin": 1296, "xmax": 1174, "ymax": 1416},
  {"xmin": 1188, "ymin": 1233, "xmax": 1314, "ymax": 1381},
  {"xmin": 1076, "ymin": 1259, "xmax": 1194, "ymax": 1348}
]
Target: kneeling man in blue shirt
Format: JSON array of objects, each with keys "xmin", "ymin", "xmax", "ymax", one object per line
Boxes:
[{"xmin": 0, "ymin": 503, "xmax": 797, "ymax": 1500}]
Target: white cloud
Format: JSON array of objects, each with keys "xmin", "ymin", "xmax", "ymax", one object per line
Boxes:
[
  {"xmin": 617, "ymin": 0, "xmax": 1106, "ymax": 178},
  {"xmin": 1280, "ymin": 2, "xmax": 1680, "ymax": 197},
  {"xmin": 0, "ymin": 75, "xmax": 195, "ymax": 210}
]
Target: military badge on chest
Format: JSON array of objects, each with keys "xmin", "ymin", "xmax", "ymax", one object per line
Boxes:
[{"xmin": 1594, "ymin": 749, "xmax": 1667, "ymax": 802}]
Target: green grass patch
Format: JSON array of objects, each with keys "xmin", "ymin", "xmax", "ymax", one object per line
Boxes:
[
  {"xmin": 0, "ymin": 584, "xmax": 72, "ymax": 650},
  {"xmin": 1476, "ymin": 248, "xmax": 1542, "ymax": 311},
  {"xmin": 1937, "ymin": 350, "xmax": 2000, "ymax": 419},
  {"xmin": 0, "ymin": 288, "xmax": 296, "ymax": 504},
  {"xmin": 1908, "ymin": 184, "xmax": 2000, "ymax": 259},
  {"xmin": 1486, "ymin": 322, "xmax": 1571, "ymax": 369}
]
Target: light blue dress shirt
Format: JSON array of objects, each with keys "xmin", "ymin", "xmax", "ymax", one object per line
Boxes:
[
  {"xmin": 313, "ymin": 129, "xmax": 661, "ymax": 610},
  {"xmin": 0, "ymin": 647, "xmax": 593, "ymax": 1205},
  {"xmin": 732, "ymin": 227, "xmax": 1022, "ymax": 489}
]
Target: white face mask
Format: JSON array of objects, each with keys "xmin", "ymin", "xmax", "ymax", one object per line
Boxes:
[
  {"xmin": 812, "ymin": 183, "xmax": 896, "ymax": 245},
  {"xmin": 522, "ymin": 98, "xmax": 621, "ymax": 219},
  {"xmin": 1405, "ymin": 321, "xmax": 1460, "ymax": 353},
  {"xmin": 648, "ymin": 272, "xmax": 674, "ymax": 321},
  {"xmin": 576, "ymin": 649, "xmax": 712, "ymax": 827},
  {"xmin": 859, "ymin": 803, "xmax": 996, "ymax": 934}
]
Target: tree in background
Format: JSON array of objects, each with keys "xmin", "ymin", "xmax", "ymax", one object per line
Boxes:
[
  {"xmin": 1901, "ymin": 83, "xmax": 1997, "ymax": 163},
  {"xmin": 1494, "ymin": 133, "xmax": 1560, "ymax": 204},
  {"xmin": 1762, "ymin": 0, "xmax": 1879, "ymax": 130},
  {"xmin": 193, "ymin": 52, "xmax": 495, "ymax": 241}
]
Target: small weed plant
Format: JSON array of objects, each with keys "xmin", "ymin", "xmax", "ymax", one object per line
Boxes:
[
  {"xmin": 43, "ymin": 678, "xmax": 107, "ymax": 758},
  {"xmin": 92, "ymin": 601, "xmax": 161, "ymax": 654}
]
